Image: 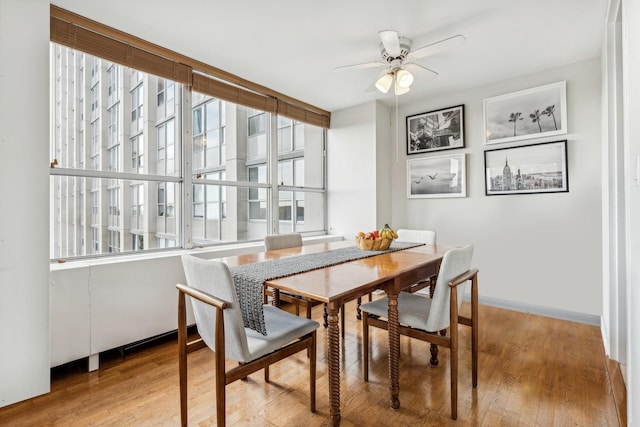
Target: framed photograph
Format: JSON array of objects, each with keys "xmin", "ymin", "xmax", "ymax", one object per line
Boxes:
[
  {"xmin": 484, "ymin": 140, "xmax": 568, "ymax": 196},
  {"xmin": 407, "ymin": 153, "xmax": 466, "ymax": 199},
  {"xmin": 483, "ymin": 81, "xmax": 567, "ymax": 145},
  {"xmin": 406, "ymin": 105, "xmax": 464, "ymax": 155}
]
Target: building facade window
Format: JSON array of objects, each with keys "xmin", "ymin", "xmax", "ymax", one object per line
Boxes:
[{"xmin": 131, "ymin": 135, "xmax": 144, "ymax": 173}]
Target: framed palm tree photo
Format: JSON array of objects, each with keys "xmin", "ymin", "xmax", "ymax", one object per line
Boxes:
[{"xmin": 483, "ymin": 81, "xmax": 567, "ymax": 145}]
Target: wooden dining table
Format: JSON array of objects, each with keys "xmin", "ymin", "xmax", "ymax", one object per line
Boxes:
[{"xmin": 221, "ymin": 240, "xmax": 450, "ymax": 426}]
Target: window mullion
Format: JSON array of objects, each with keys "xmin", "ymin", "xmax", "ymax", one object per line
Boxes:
[
  {"xmin": 182, "ymin": 85, "xmax": 194, "ymax": 249},
  {"xmin": 268, "ymin": 113, "xmax": 279, "ymax": 234}
]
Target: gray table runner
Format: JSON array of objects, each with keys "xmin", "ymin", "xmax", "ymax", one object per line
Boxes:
[{"xmin": 231, "ymin": 241, "xmax": 423, "ymax": 335}]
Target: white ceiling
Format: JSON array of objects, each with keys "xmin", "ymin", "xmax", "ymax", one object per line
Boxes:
[{"xmin": 52, "ymin": 0, "xmax": 608, "ymax": 113}]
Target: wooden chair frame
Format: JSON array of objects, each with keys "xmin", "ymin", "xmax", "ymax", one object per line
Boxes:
[
  {"xmin": 177, "ymin": 283, "xmax": 317, "ymax": 427},
  {"xmin": 362, "ymin": 269, "xmax": 479, "ymax": 420}
]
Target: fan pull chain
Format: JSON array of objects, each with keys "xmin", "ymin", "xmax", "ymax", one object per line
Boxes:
[{"xmin": 395, "ymin": 92, "xmax": 399, "ymax": 164}]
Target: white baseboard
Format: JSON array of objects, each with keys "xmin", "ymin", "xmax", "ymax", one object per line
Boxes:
[{"xmin": 466, "ymin": 294, "xmax": 601, "ymax": 327}]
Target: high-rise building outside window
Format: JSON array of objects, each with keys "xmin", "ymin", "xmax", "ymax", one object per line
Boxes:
[{"xmin": 50, "ymin": 43, "xmax": 326, "ymax": 261}]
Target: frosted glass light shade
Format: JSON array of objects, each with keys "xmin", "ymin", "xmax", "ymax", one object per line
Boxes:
[
  {"xmin": 394, "ymin": 79, "xmax": 410, "ymax": 95},
  {"xmin": 396, "ymin": 69, "xmax": 414, "ymax": 88},
  {"xmin": 375, "ymin": 73, "xmax": 393, "ymax": 93}
]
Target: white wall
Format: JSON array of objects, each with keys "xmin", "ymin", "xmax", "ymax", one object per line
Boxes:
[
  {"xmin": 0, "ymin": 0, "xmax": 51, "ymax": 407},
  {"xmin": 328, "ymin": 101, "xmax": 393, "ymax": 238},
  {"xmin": 390, "ymin": 58, "xmax": 603, "ymax": 320}
]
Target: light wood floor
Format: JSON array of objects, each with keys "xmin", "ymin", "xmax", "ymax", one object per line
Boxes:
[{"xmin": 0, "ymin": 301, "xmax": 625, "ymax": 426}]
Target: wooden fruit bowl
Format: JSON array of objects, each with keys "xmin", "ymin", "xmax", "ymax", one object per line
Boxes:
[{"xmin": 355, "ymin": 236, "xmax": 392, "ymax": 251}]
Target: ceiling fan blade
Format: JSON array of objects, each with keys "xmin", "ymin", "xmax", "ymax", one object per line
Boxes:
[
  {"xmin": 378, "ymin": 30, "xmax": 401, "ymax": 56},
  {"xmin": 404, "ymin": 63, "xmax": 439, "ymax": 80},
  {"xmin": 409, "ymin": 34, "xmax": 466, "ymax": 60},
  {"xmin": 333, "ymin": 61, "xmax": 385, "ymax": 72}
]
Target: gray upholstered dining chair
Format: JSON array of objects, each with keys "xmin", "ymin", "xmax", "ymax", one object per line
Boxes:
[
  {"xmin": 396, "ymin": 228, "xmax": 437, "ymax": 295},
  {"xmin": 263, "ymin": 233, "xmax": 345, "ymax": 337},
  {"xmin": 263, "ymin": 233, "xmax": 312, "ymax": 317},
  {"xmin": 360, "ymin": 244, "xmax": 478, "ymax": 420},
  {"xmin": 264, "ymin": 233, "xmax": 303, "ymax": 251},
  {"xmin": 178, "ymin": 254, "xmax": 319, "ymax": 427},
  {"xmin": 356, "ymin": 228, "xmax": 437, "ymax": 319}
]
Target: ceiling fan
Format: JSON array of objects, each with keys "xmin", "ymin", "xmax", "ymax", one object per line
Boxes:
[{"xmin": 334, "ymin": 30, "xmax": 466, "ymax": 95}]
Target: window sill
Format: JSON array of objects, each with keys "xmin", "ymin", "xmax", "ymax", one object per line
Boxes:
[{"xmin": 50, "ymin": 234, "xmax": 344, "ymax": 271}]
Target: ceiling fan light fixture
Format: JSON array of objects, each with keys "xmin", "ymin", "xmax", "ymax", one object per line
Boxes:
[
  {"xmin": 396, "ymin": 69, "xmax": 414, "ymax": 88},
  {"xmin": 375, "ymin": 73, "xmax": 394, "ymax": 94}
]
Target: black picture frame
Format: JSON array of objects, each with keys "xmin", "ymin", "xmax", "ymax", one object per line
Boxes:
[
  {"xmin": 406, "ymin": 104, "xmax": 465, "ymax": 155},
  {"xmin": 484, "ymin": 140, "xmax": 568, "ymax": 196}
]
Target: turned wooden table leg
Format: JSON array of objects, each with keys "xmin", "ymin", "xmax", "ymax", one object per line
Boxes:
[
  {"xmin": 327, "ymin": 305, "xmax": 341, "ymax": 426},
  {"xmin": 387, "ymin": 291, "xmax": 400, "ymax": 410}
]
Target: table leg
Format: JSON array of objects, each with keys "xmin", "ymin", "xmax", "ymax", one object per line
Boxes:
[
  {"xmin": 387, "ymin": 291, "xmax": 400, "ymax": 409},
  {"xmin": 327, "ymin": 305, "xmax": 341, "ymax": 426}
]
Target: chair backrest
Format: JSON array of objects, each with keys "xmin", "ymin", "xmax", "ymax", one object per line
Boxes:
[
  {"xmin": 181, "ymin": 254, "xmax": 252, "ymax": 362},
  {"xmin": 396, "ymin": 229, "xmax": 436, "ymax": 245},
  {"xmin": 264, "ymin": 233, "xmax": 303, "ymax": 251},
  {"xmin": 425, "ymin": 244, "xmax": 474, "ymax": 332}
]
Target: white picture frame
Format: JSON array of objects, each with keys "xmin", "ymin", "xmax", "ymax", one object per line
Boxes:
[
  {"xmin": 483, "ymin": 81, "xmax": 567, "ymax": 145},
  {"xmin": 407, "ymin": 153, "xmax": 466, "ymax": 199}
]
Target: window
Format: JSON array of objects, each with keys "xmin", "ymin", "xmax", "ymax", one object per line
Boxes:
[
  {"xmin": 157, "ymin": 119, "xmax": 176, "ymax": 175},
  {"xmin": 50, "ymin": 43, "xmax": 326, "ymax": 260},
  {"xmin": 248, "ymin": 165, "xmax": 267, "ymax": 221},
  {"xmin": 107, "ymin": 65, "xmax": 119, "ymax": 106},
  {"xmin": 131, "ymin": 184, "xmax": 144, "ymax": 232},
  {"xmin": 192, "ymin": 98, "xmax": 225, "ymax": 171},
  {"xmin": 247, "ymin": 109, "xmax": 267, "ymax": 159},
  {"xmin": 108, "ymin": 105, "xmax": 119, "ymax": 148},
  {"xmin": 108, "ymin": 230, "xmax": 120, "ymax": 253},
  {"xmin": 131, "ymin": 82, "xmax": 144, "ymax": 134},
  {"xmin": 131, "ymin": 135, "xmax": 143, "ymax": 173},
  {"xmin": 157, "ymin": 78, "xmax": 175, "ymax": 119}
]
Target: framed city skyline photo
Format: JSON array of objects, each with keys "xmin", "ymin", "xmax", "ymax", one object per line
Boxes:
[
  {"xmin": 483, "ymin": 81, "xmax": 567, "ymax": 145},
  {"xmin": 407, "ymin": 153, "xmax": 466, "ymax": 199},
  {"xmin": 407, "ymin": 105, "xmax": 464, "ymax": 155},
  {"xmin": 484, "ymin": 140, "xmax": 568, "ymax": 196}
]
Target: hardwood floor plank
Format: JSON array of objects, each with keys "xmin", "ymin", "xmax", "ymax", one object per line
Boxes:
[{"xmin": 0, "ymin": 302, "xmax": 622, "ymax": 426}]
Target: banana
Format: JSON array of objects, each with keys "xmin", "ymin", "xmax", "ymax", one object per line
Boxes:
[{"xmin": 379, "ymin": 224, "xmax": 398, "ymax": 240}]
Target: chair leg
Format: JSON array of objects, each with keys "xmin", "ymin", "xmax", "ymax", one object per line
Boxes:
[
  {"xmin": 306, "ymin": 299, "xmax": 312, "ymax": 319},
  {"xmin": 430, "ymin": 343, "xmax": 439, "ymax": 366},
  {"xmin": 356, "ymin": 293, "xmax": 373, "ymax": 320},
  {"xmin": 178, "ymin": 294, "xmax": 188, "ymax": 427},
  {"xmin": 450, "ymin": 335, "xmax": 458, "ymax": 420},
  {"xmin": 215, "ymin": 358, "xmax": 226, "ymax": 427},
  {"xmin": 323, "ymin": 304, "xmax": 328, "ymax": 328},
  {"xmin": 471, "ymin": 273, "xmax": 479, "ymax": 388},
  {"xmin": 363, "ymin": 314, "xmax": 369, "ymax": 382},
  {"xmin": 310, "ymin": 331, "xmax": 317, "ymax": 412},
  {"xmin": 264, "ymin": 365, "xmax": 270, "ymax": 382}
]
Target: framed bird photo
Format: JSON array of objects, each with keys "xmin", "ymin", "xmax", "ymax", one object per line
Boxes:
[
  {"xmin": 406, "ymin": 105, "xmax": 464, "ymax": 154},
  {"xmin": 483, "ymin": 81, "xmax": 567, "ymax": 145},
  {"xmin": 407, "ymin": 153, "xmax": 466, "ymax": 199}
]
